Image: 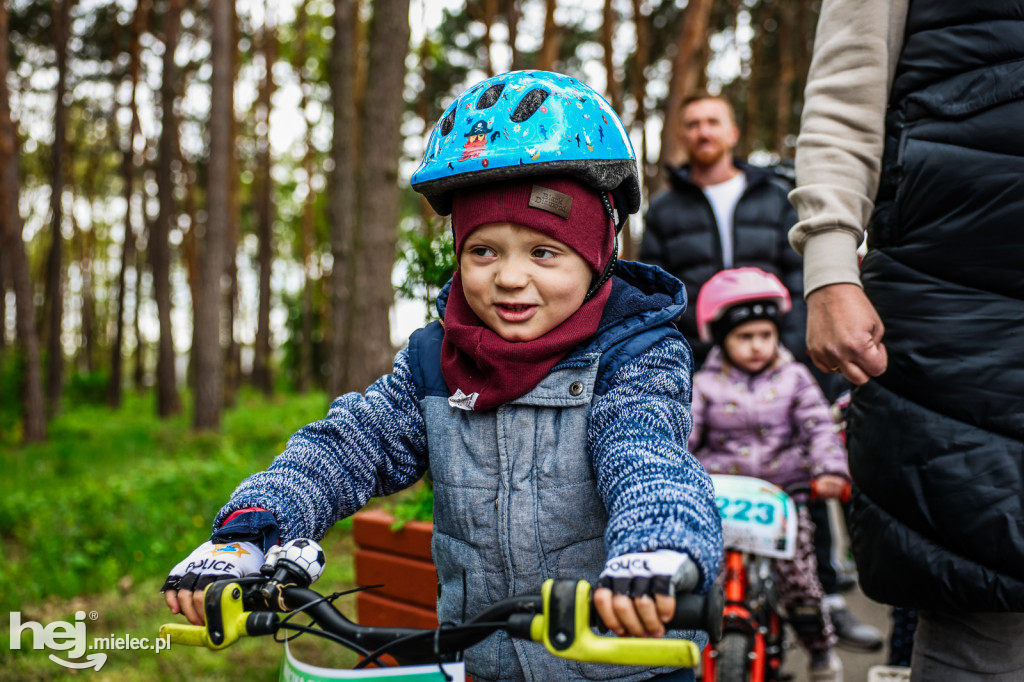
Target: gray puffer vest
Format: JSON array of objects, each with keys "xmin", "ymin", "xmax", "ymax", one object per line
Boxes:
[{"xmin": 405, "ymin": 262, "xmax": 714, "ymax": 681}]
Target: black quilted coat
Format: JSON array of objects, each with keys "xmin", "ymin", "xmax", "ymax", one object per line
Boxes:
[
  {"xmin": 849, "ymin": 0, "xmax": 1024, "ymax": 612},
  {"xmin": 640, "ymin": 161, "xmax": 804, "ymax": 366}
]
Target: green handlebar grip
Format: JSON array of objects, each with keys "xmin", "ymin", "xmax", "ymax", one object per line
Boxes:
[
  {"xmin": 534, "ymin": 580, "xmax": 701, "ymax": 668},
  {"xmin": 158, "ymin": 580, "xmax": 251, "ymax": 650},
  {"xmin": 159, "ymin": 622, "xmax": 215, "ymax": 648}
]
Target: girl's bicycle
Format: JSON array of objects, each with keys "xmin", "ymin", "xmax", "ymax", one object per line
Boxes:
[
  {"xmin": 160, "ymin": 538, "xmax": 724, "ymax": 680},
  {"xmin": 700, "ymin": 475, "xmax": 849, "ymax": 682}
]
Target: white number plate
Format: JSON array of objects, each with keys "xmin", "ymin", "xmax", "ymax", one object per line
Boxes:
[{"xmin": 710, "ymin": 475, "xmax": 798, "ymax": 560}]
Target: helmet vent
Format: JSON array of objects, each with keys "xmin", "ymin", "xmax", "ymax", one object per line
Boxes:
[
  {"xmin": 510, "ymin": 88, "xmax": 549, "ymax": 122},
  {"xmin": 439, "ymin": 108, "xmax": 457, "ymax": 136},
  {"xmin": 476, "ymin": 84, "xmax": 505, "ymax": 109}
]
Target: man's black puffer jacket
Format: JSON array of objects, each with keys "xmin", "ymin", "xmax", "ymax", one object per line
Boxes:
[
  {"xmin": 849, "ymin": 0, "xmax": 1024, "ymax": 612},
  {"xmin": 640, "ymin": 161, "xmax": 804, "ymax": 367}
]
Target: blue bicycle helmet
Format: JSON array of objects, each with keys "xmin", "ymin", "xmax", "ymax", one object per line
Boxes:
[{"xmin": 411, "ymin": 71, "xmax": 640, "ymax": 220}]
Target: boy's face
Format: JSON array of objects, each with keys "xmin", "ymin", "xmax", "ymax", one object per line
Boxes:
[
  {"xmin": 459, "ymin": 222, "xmax": 592, "ymax": 342},
  {"xmin": 723, "ymin": 319, "xmax": 778, "ymax": 373}
]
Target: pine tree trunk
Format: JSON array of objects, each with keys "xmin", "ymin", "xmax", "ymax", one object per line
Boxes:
[
  {"xmin": 153, "ymin": 0, "xmax": 184, "ymax": 416},
  {"xmin": 536, "ymin": 0, "xmax": 560, "ymax": 71},
  {"xmin": 0, "ymin": 234, "xmax": 6, "ymax": 352},
  {"xmin": 793, "ymin": 0, "xmax": 817, "ymax": 136},
  {"xmin": 347, "ymin": 0, "xmax": 410, "ymax": 391},
  {"xmin": 253, "ymin": 5, "xmax": 276, "ymax": 396},
  {"xmin": 194, "ymin": 0, "xmax": 233, "ymax": 430},
  {"xmin": 295, "ymin": 0, "xmax": 315, "ymax": 393},
  {"xmin": 223, "ymin": 1, "xmax": 242, "ymax": 408},
  {"xmin": 773, "ymin": 0, "xmax": 795, "ymax": 157},
  {"xmin": 629, "ymin": 0, "xmax": 652, "ymax": 185},
  {"xmin": 656, "ymin": 0, "xmax": 714, "ymax": 178},
  {"xmin": 328, "ymin": 0, "xmax": 358, "ymax": 397},
  {"xmin": 506, "ymin": 0, "xmax": 521, "ymax": 71},
  {"xmin": 182, "ymin": 161, "xmax": 199, "ymax": 376},
  {"xmin": 0, "ymin": 1, "xmax": 45, "ymax": 441},
  {"xmin": 601, "ymin": 0, "xmax": 623, "ymax": 113},
  {"xmin": 109, "ymin": 0, "xmax": 144, "ymax": 408},
  {"xmin": 132, "ymin": 234, "xmax": 146, "ymax": 391},
  {"xmin": 44, "ymin": 0, "xmax": 76, "ymax": 417},
  {"xmin": 741, "ymin": 0, "xmax": 770, "ymax": 157},
  {"xmin": 70, "ymin": 211, "xmax": 95, "ymax": 375},
  {"xmin": 73, "ymin": 96, "xmax": 109, "ymax": 377}
]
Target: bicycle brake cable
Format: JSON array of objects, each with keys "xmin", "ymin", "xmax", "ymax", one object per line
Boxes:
[
  {"xmin": 434, "ymin": 622, "xmax": 456, "ymax": 682},
  {"xmin": 354, "ymin": 621, "xmax": 508, "ymax": 670},
  {"xmin": 275, "ymin": 621, "xmax": 373, "ymax": 657},
  {"xmin": 275, "ymin": 587, "xmax": 379, "ymax": 645}
]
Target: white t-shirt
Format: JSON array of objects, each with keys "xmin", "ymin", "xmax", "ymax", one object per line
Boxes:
[{"xmin": 702, "ymin": 172, "xmax": 747, "ymax": 269}]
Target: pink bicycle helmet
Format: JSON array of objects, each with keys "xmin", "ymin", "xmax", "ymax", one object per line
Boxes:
[{"xmin": 695, "ymin": 267, "xmax": 792, "ymax": 343}]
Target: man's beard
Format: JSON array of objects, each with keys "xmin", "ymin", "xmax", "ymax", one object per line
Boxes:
[{"xmin": 689, "ymin": 143, "xmax": 727, "ymax": 167}]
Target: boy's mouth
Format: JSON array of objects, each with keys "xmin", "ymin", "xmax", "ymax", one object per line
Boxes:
[{"xmin": 495, "ymin": 302, "xmax": 537, "ymax": 322}]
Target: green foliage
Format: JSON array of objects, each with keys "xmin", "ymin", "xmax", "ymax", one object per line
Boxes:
[
  {"xmin": 0, "ymin": 350, "xmax": 26, "ymax": 437},
  {"xmin": 396, "ymin": 209, "xmax": 456, "ymax": 323},
  {"xmin": 64, "ymin": 369, "xmax": 110, "ymax": 407},
  {"xmin": 0, "ymin": 389, "xmax": 332, "ymax": 612},
  {"xmin": 0, "ymin": 389, "xmax": 435, "ymax": 679},
  {"xmin": 279, "ymin": 286, "xmax": 330, "ymax": 391},
  {"xmin": 385, "ymin": 477, "xmax": 434, "ymax": 528}
]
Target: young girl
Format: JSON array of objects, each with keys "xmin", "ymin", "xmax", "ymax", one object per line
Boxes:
[
  {"xmin": 689, "ymin": 267, "xmax": 849, "ymax": 682},
  {"xmin": 162, "ymin": 71, "xmax": 722, "ymax": 682}
]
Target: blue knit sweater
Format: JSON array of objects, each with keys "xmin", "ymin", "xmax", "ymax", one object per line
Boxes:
[{"xmin": 215, "ymin": 260, "xmax": 723, "ymax": 593}]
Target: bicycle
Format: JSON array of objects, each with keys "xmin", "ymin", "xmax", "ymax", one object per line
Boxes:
[
  {"xmin": 161, "ymin": 538, "xmax": 724, "ymax": 680},
  {"xmin": 699, "ymin": 475, "xmax": 849, "ymax": 682}
]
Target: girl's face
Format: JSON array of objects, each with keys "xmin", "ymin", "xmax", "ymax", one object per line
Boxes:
[
  {"xmin": 459, "ymin": 222, "xmax": 592, "ymax": 341},
  {"xmin": 723, "ymin": 319, "xmax": 778, "ymax": 373}
]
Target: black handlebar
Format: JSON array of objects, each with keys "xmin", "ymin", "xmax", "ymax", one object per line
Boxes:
[{"xmin": 240, "ymin": 577, "xmax": 722, "ymax": 666}]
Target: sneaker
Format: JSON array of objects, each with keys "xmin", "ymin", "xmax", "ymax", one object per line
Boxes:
[
  {"xmin": 825, "ymin": 595, "xmax": 884, "ymax": 652},
  {"xmin": 809, "ymin": 649, "xmax": 844, "ymax": 682},
  {"xmin": 867, "ymin": 665, "xmax": 911, "ymax": 682}
]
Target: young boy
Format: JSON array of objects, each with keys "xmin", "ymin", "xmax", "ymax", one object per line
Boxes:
[
  {"xmin": 689, "ymin": 267, "xmax": 849, "ymax": 682},
  {"xmin": 163, "ymin": 71, "xmax": 722, "ymax": 682}
]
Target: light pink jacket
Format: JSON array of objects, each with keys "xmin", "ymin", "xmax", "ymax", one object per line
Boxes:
[{"xmin": 689, "ymin": 345, "xmax": 849, "ymax": 490}]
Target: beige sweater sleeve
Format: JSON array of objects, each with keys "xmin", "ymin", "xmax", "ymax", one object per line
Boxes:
[{"xmin": 788, "ymin": 0, "xmax": 909, "ymax": 296}]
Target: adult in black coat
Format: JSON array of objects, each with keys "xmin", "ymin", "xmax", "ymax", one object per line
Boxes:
[{"xmin": 792, "ymin": 0, "xmax": 1024, "ymax": 677}]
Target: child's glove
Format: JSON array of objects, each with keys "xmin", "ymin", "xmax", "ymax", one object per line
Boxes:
[
  {"xmin": 597, "ymin": 549, "xmax": 699, "ymax": 598},
  {"xmin": 161, "ymin": 540, "xmax": 265, "ymax": 593},
  {"xmin": 161, "ymin": 508, "xmax": 280, "ymax": 594}
]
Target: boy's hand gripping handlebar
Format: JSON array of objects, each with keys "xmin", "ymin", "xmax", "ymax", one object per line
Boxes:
[
  {"xmin": 159, "ymin": 538, "xmax": 724, "ymax": 668},
  {"xmin": 532, "ymin": 579, "xmax": 719, "ymax": 667},
  {"xmin": 160, "ymin": 577, "xmax": 278, "ymax": 650}
]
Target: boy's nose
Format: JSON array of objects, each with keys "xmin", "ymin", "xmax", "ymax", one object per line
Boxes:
[{"xmin": 495, "ymin": 258, "xmax": 528, "ymax": 288}]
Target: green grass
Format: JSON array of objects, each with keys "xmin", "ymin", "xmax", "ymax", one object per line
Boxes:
[{"xmin": 0, "ymin": 388, "xmax": 414, "ymax": 680}]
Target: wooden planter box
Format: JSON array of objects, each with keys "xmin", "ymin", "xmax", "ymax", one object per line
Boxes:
[{"xmin": 352, "ymin": 510, "xmax": 438, "ymax": 630}]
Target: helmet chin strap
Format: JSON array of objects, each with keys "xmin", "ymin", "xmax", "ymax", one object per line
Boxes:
[{"xmin": 585, "ymin": 190, "xmax": 627, "ymax": 301}]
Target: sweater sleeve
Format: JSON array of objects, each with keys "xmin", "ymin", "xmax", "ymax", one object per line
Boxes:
[
  {"xmin": 687, "ymin": 372, "xmax": 707, "ymax": 454},
  {"xmin": 788, "ymin": 0, "xmax": 909, "ymax": 296},
  {"xmin": 791, "ymin": 364, "xmax": 850, "ymax": 480},
  {"xmin": 213, "ymin": 348, "xmax": 429, "ymax": 543},
  {"xmin": 589, "ymin": 335, "xmax": 723, "ymax": 593}
]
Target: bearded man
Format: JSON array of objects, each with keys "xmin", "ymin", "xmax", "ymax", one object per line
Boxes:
[{"xmin": 641, "ymin": 93, "xmax": 805, "ymax": 367}]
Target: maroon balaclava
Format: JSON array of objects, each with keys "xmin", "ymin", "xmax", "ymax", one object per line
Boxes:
[{"xmin": 441, "ymin": 176, "xmax": 616, "ymax": 411}]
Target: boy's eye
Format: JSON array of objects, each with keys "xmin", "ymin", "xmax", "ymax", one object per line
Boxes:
[
  {"xmin": 532, "ymin": 248, "xmax": 555, "ymax": 259},
  {"xmin": 469, "ymin": 246, "xmax": 495, "ymax": 257}
]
